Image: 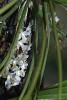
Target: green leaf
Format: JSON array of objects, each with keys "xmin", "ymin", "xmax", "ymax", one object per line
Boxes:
[
  {"xmin": 55, "ymin": 0, "xmax": 67, "ymax": 3},
  {"xmin": 37, "ymin": 86, "xmax": 67, "ymax": 99},
  {"xmin": 34, "ymin": 18, "xmax": 38, "ymax": 53},
  {"xmin": 0, "ymin": 0, "xmax": 22, "ymax": 22},
  {"xmin": 49, "ymin": 0, "xmax": 62, "ymax": 100},
  {"xmin": 39, "ymin": 2, "xmax": 50, "ymax": 86},
  {"xmin": 8, "ymin": 81, "xmax": 67, "ymax": 100},
  {"xmin": 0, "ymin": 0, "xmax": 18, "ymax": 15}
]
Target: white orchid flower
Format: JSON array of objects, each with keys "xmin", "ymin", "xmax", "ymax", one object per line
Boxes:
[
  {"xmin": 27, "ymin": 43, "xmax": 32, "ymax": 51},
  {"xmin": 23, "ymin": 54, "xmax": 29, "ymax": 59},
  {"xmin": 12, "ymin": 81, "xmax": 20, "ymax": 87},
  {"xmin": 2, "ymin": 69, "xmax": 10, "ymax": 78},
  {"xmin": 10, "ymin": 66, "xmax": 19, "ymax": 71},
  {"xmin": 20, "ymin": 62, "xmax": 28, "ymax": 70},
  {"xmin": 20, "ymin": 70, "xmax": 26, "ymax": 77},
  {"xmin": 20, "ymin": 37, "xmax": 27, "ymax": 44},
  {"xmin": 14, "ymin": 69, "xmax": 25, "ymax": 77},
  {"xmin": 14, "ymin": 76, "xmax": 21, "ymax": 82},
  {"xmin": 5, "ymin": 80, "xmax": 12, "ymax": 89},
  {"xmin": 18, "ymin": 42, "xmax": 28, "ymax": 51},
  {"xmin": 18, "ymin": 53, "xmax": 29, "ymax": 61},
  {"xmin": 17, "ymin": 41, "xmax": 23, "ymax": 50}
]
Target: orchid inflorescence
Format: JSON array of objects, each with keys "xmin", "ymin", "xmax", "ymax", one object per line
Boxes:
[{"xmin": 2, "ymin": 1, "xmax": 33, "ymax": 89}]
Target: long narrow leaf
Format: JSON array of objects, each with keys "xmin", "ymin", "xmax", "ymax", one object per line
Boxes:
[
  {"xmin": 34, "ymin": 19, "xmax": 38, "ymax": 53},
  {"xmin": 54, "ymin": 0, "xmax": 67, "ymax": 3},
  {"xmin": 39, "ymin": 2, "xmax": 50, "ymax": 86},
  {"xmin": 49, "ymin": 0, "xmax": 62, "ymax": 100},
  {"xmin": 8, "ymin": 81, "xmax": 67, "ymax": 100},
  {"xmin": 0, "ymin": 0, "xmax": 22, "ymax": 22},
  {"xmin": 0, "ymin": 0, "xmax": 18, "ymax": 15}
]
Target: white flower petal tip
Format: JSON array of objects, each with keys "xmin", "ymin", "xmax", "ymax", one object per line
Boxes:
[
  {"xmin": 0, "ymin": 22, "xmax": 2, "ymax": 24},
  {"xmin": 12, "ymin": 82, "xmax": 19, "ymax": 86},
  {"xmin": 20, "ymin": 63, "xmax": 26, "ymax": 70},
  {"xmin": 15, "ymin": 76, "xmax": 21, "ymax": 82},
  {"xmin": 22, "ymin": 33, "xmax": 26, "ymax": 38},
  {"xmin": 20, "ymin": 71, "xmax": 25, "ymax": 77},
  {"xmin": 7, "ymin": 75, "xmax": 11, "ymax": 80},
  {"xmin": 18, "ymin": 41, "xmax": 23, "ymax": 46},
  {"xmin": 29, "ymin": 1, "xmax": 33, "ymax": 9},
  {"xmin": 55, "ymin": 16, "xmax": 59, "ymax": 23},
  {"xmin": 28, "ymin": 44, "xmax": 32, "ymax": 51},
  {"xmin": 13, "ymin": 60, "xmax": 17, "ymax": 66},
  {"xmin": 26, "ymin": 27, "xmax": 31, "ymax": 35},
  {"xmin": 11, "ymin": 66, "xmax": 19, "ymax": 71},
  {"xmin": 15, "ymin": 70, "xmax": 21, "ymax": 76}
]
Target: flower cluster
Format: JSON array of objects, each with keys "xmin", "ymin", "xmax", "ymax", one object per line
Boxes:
[
  {"xmin": 2, "ymin": 23, "xmax": 32, "ymax": 89},
  {"xmin": 2, "ymin": 1, "xmax": 33, "ymax": 89}
]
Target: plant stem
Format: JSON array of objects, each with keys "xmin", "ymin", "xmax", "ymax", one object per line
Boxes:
[
  {"xmin": 39, "ymin": 2, "xmax": 50, "ymax": 86},
  {"xmin": 49, "ymin": 0, "xmax": 62, "ymax": 100}
]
